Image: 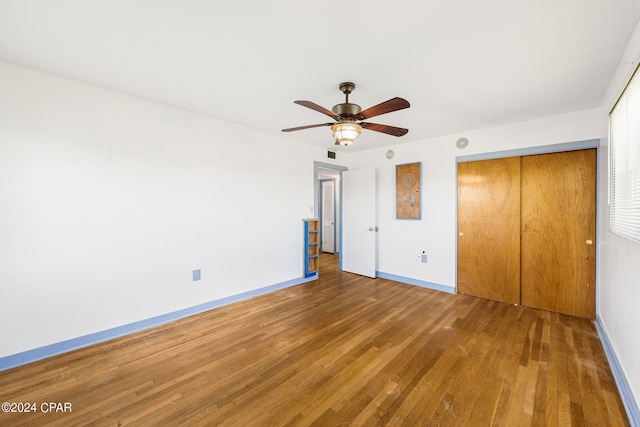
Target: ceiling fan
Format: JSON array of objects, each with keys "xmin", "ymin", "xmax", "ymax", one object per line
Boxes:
[{"xmin": 281, "ymin": 82, "xmax": 410, "ymax": 147}]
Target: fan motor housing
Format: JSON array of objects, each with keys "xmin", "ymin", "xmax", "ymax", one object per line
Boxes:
[{"xmin": 332, "ymin": 102, "xmax": 362, "ymax": 117}]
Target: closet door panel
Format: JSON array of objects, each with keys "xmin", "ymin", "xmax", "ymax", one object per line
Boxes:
[
  {"xmin": 520, "ymin": 149, "xmax": 596, "ymax": 319},
  {"xmin": 457, "ymin": 157, "xmax": 521, "ymax": 304}
]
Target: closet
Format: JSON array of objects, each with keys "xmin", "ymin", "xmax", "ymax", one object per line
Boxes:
[{"xmin": 457, "ymin": 149, "xmax": 596, "ymax": 319}]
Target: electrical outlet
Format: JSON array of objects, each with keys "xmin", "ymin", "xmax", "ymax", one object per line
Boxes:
[
  {"xmin": 421, "ymin": 252, "xmax": 427, "ymax": 263},
  {"xmin": 193, "ymin": 269, "xmax": 201, "ymax": 281}
]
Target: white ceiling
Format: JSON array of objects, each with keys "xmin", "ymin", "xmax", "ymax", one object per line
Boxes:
[{"xmin": 1, "ymin": 1, "xmax": 640, "ymax": 152}]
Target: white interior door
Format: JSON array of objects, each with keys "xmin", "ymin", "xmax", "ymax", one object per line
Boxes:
[
  {"xmin": 342, "ymin": 168, "xmax": 377, "ymax": 278},
  {"xmin": 321, "ymin": 180, "xmax": 335, "ymax": 253}
]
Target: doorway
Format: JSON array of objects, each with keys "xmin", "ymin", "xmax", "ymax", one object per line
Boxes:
[
  {"xmin": 314, "ymin": 161, "xmax": 379, "ymax": 278},
  {"xmin": 314, "ymin": 161, "xmax": 347, "ymax": 267},
  {"xmin": 320, "ymin": 179, "xmax": 337, "ymax": 254}
]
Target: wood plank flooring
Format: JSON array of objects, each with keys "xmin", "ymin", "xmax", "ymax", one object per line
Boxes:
[{"xmin": 0, "ymin": 254, "xmax": 629, "ymax": 426}]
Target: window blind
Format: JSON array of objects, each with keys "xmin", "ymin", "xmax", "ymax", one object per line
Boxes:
[{"xmin": 609, "ymin": 65, "xmax": 640, "ymax": 242}]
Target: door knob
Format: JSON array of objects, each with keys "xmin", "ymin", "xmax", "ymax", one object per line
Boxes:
[
  {"xmin": 369, "ymin": 227, "xmax": 374, "ymax": 231},
  {"xmin": 586, "ymin": 239, "xmax": 593, "ymax": 245}
]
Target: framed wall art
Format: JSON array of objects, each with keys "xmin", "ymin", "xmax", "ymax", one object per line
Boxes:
[{"xmin": 396, "ymin": 162, "xmax": 421, "ymax": 219}]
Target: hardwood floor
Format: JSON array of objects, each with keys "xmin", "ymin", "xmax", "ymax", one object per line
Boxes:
[{"xmin": 0, "ymin": 254, "xmax": 629, "ymax": 426}]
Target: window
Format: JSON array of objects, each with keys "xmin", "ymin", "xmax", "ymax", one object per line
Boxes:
[{"xmin": 609, "ymin": 65, "xmax": 640, "ymax": 242}]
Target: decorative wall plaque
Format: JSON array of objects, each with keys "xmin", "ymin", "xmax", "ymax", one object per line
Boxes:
[{"xmin": 396, "ymin": 162, "xmax": 421, "ymax": 219}]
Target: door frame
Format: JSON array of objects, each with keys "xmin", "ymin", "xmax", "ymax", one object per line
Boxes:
[
  {"xmin": 455, "ymin": 138, "xmax": 601, "ymax": 310},
  {"xmin": 314, "ymin": 161, "xmax": 348, "ymax": 267}
]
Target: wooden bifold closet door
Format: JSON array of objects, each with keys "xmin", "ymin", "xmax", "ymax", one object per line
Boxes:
[{"xmin": 457, "ymin": 149, "xmax": 596, "ymax": 319}]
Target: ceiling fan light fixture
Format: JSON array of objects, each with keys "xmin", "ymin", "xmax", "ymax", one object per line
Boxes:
[
  {"xmin": 332, "ymin": 122, "xmax": 362, "ymax": 147},
  {"xmin": 282, "ymin": 82, "xmax": 410, "ymax": 145}
]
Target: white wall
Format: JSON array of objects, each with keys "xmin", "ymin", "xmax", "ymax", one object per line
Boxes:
[
  {"xmin": 348, "ymin": 109, "xmax": 601, "ymax": 290},
  {"xmin": 0, "ymin": 61, "xmax": 337, "ymax": 358},
  {"xmin": 598, "ymin": 19, "xmax": 640, "ymax": 408}
]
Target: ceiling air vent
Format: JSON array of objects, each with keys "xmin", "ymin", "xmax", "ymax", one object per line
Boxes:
[{"xmin": 456, "ymin": 137, "xmax": 469, "ymax": 149}]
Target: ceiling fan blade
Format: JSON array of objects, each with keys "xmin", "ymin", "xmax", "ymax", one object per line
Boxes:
[
  {"xmin": 294, "ymin": 100, "xmax": 340, "ymax": 120},
  {"xmin": 360, "ymin": 122, "xmax": 409, "ymax": 137},
  {"xmin": 356, "ymin": 97, "xmax": 410, "ymax": 120},
  {"xmin": 281, "ymin": 123, "xmax": 333, "ymax": 132}
]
